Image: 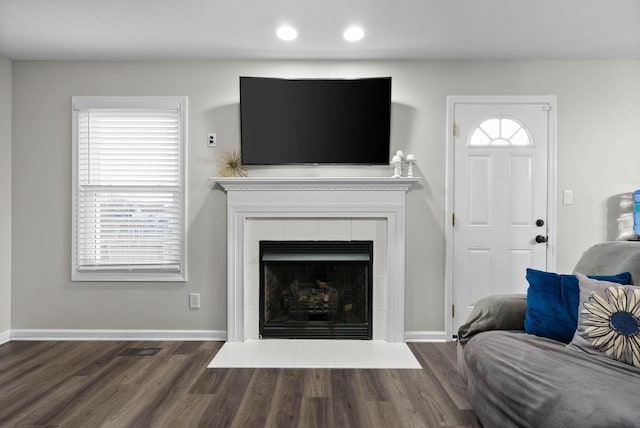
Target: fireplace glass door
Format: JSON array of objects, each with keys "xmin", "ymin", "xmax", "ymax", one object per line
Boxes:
[{"xmin": 259, "ymin": 241, "xmax": 373, "ymax": 339}]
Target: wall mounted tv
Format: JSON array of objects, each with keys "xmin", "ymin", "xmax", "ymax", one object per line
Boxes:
[{"xmin": 240, "ymin": 76, "xmax": 391, "ymax": 165}]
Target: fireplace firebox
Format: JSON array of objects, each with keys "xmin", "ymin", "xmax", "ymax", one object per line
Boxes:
[{"xmin": 259, "ymin": 241, "xmax": 373, "ymax": 339}]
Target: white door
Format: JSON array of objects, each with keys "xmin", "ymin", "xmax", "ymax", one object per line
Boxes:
[{"xmin": 450, "ymin": 98, "xmax": 555, "ymax": 333}]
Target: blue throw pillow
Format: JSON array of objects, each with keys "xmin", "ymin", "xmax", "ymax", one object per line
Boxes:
[{"xmin": 524, "ymin": 269, "xmax": 632, "ymax": 343}]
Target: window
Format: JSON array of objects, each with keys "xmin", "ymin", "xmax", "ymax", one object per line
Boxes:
[
  {"xmin": 72, "ymin": 96, "xmax": 187, "ymax": 281},
  {"xmin": 469, "ymin": 117, "xmax": 532, "ymax": 146}
]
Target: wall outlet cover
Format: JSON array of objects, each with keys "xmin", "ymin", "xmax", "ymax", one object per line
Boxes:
[
  {"xmin": 207, "ymin": 133, "xmax": 216, "ymax": 147},
  {"xmin": 189, "ymin": 292, "xmax": 201, "ymax": 309}
]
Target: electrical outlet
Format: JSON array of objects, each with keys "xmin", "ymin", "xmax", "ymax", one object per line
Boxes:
[
  {"xmin": 189, "ymin": 292, "xmax": 201, "ymax": 309},
  {"xmin": 207, "ymin": 133, "xmax": 216, "ymax": 147}
]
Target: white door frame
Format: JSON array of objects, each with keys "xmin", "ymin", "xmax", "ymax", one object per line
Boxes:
[{"xmin": 444, "ymin": 95, "xmax": 558, "ymax": 340}]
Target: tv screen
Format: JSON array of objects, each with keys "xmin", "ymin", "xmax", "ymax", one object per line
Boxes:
[{"xmin": 240, "ymin": 76, "xmax": 391, "ymax": 165}]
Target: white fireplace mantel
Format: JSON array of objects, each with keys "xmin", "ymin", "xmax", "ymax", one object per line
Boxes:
[
  {"xmin": 212, "ymin": 176, "xmax": 419, "ymax": 343},
  {"xmin": 214, "ymin": 176, "xmax": 419, "ymax": 192}
]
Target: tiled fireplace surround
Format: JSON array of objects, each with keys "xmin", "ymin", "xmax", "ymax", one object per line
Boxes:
[{"xmin": 215, "ymin": 177, "xmax": 418, "ymax": 343}]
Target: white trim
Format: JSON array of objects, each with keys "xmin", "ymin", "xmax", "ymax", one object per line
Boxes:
[
  {"xmin": 0, "ymin": 329, "xmax": 439, "ymax": 344},
  {"xmin": 445, "ymin": 95, "xmax": 558, "ymax": 341},
  {"xmin": 215, "ymin": 176, "xmax": 419, "ymax": 192},
  {"xmin": 10, "ymin": 329, "xmax": 225, "ymax": 341},
  {"xmin": 214, "ymin": 176, "xmax": 418, "ymax": 343},
  {"xmin": 73, "ymin": 96, "xmax": 185, "ymax": 111},
  {"xmin": 404, "ymin": 331, "xmax": 447, "ymax": 342}
]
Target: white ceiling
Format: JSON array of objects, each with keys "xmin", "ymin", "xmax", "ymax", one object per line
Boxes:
[{"xmin": 1, "ymin": 0, "xmax": 639, "ymax": 61}]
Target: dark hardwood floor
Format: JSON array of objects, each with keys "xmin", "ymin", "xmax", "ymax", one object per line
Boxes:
[{"xmin": 0, "ymin": 340, "xmax": 480, "ymax": 427}]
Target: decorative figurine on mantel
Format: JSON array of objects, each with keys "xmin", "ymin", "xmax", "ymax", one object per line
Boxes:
[
  {"xmin": 217, "ymin": 150, "xmax": 248, "ymax": 177},
  {"xmin": 391, "ymin": 150, "xmax": 416, "ymax": 178},
  {"xmin": 391, "ymin": 150, "xmax": 403, "ymax": 178},
  {"xmin": 406, "ymin": 154, "xmax": 416, "ymax": 178}
]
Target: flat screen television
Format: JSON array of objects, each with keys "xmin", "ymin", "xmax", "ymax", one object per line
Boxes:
[{"xmin": 240, "ymin": 76, "xmax": 391, "ymax": 165}]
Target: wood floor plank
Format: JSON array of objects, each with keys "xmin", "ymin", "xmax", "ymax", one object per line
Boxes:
[
  {"xmin": 100, "ymin": 355, "xmax": 192, "ymax": 427},
  {"xmin": 412, "ymin": 343, "xmax": 481, "ymax": 426},
  {"xmin": 264, "ymin": 369, "xmax": 304, "ymax": 427},
  {"xmin": 354, "ymin": 369, "xmax": 390, "ymax": 402},
  {"xmin": 330, "ymin": 369, "xmax": 367, "ymax": 428},
  {"xmin": 382, "ymin": 368, "xmax": 444, "ymax": 428},
  {"xmin": 0, "ymin": 342, "xmax": 134, "ymax": 426},
  {"xmin": 20, "ymin": 342, "xmax": 152, "ymax": 425},
  {"xmin": 230, "ymin": 368, "xmax": 279, "ymax": 428},
  {"xmin": 60, "ymin": 341, "xmax": 129, "ymax": 376},
  {"xmin": 303, "ymin": 368, "xmax": 330, "ymax": 398},
  {"xmin": 188, "ymin": 365, "xmax": 229, "ymax": 394},
  {"xmin": 298, "ymin": 397, "xmax": 332, "ymax": 428},
  {"xmin": 173, "ymin": 341, "xmax": 204, "ymax": 355},
  {"xmin": 409, "ymin": 342, "xmax": 473, "ymax": 410},
  {"xmin": 0, "ymin": 340, "xmax": 481, "ymax": 428},
  {"xmin": 47, "ymin": 355, "xmax": 149, "ymax": 426},
  {"xmin": 144, "ymin": 347, "xmax": 216, "ymax": 424},
  {"xmin": 0, "ymin": 341, "xmax": 50, "ymax": 373},
  {"xmin": 197, "ymin": 368, "xmax": 255, "ymax": 427},
  {"xmin": 155, "ymin": 393, "xmax": 212, "ymax": 428},
  {"xmin": 48, "ymin": 343, "xmax": 186, "ymax": 427},
  {"xmin": 365, "ymin": 399, "xmax": 402, "ymax": 428},
  {"xmin": 0, "ymin": 341, "xmax": 81, "ymax": 392},
  {"xmin": 397, "ymin": 365, "xmax": 478, "ymax": 427}
]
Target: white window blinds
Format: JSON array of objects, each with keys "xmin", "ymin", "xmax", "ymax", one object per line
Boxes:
[{"xmin": 72, "ymin": 97, "xmax": 187, "ymax": 281}]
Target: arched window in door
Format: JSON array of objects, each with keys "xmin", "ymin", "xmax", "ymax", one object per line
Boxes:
[{"xmin": 469, "ymin": 117, "xmax": 532, "ymax": 146}]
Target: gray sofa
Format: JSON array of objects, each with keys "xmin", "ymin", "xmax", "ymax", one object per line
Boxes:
[{"xmin": 457, "ymin": 242, "xmax": 640, "ymax": 428}]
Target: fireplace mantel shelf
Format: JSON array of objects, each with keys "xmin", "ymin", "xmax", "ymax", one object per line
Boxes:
[{"xmin": 212, "ymin": 176, "xmax": 420, "ymax": 192}]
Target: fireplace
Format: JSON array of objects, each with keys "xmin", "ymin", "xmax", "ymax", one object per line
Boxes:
[
  {"xmin": 213, "ymin": 176, "xmax": 418, "ymax": 342},
  {"xmin": 260, "ymin": 241, "xmax": 373, "ymax": 339}
]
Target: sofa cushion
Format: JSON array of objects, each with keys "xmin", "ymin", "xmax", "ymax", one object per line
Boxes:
[
  {"xmin": 461, "ymin": 330, "xmax": 640, "ymax": 427},
  {"xmin": 570, "ymin": 273, "xmax": 640, "ymax": 368},
  {"xmin": 524, "ymin": 269, "xmax": 632, "ymax": 343}
]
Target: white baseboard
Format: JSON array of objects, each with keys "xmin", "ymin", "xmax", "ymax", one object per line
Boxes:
[
  {"xmin": 10, "ymin": 329, "xmax": 227, "ymax": 342},
  {"xmin": 3, "ymin": 329, "xmax": 449, "ymax": 343},
  {"xmin": 404, "ymin": 331, "xmax": 449, "ymax": 342}
]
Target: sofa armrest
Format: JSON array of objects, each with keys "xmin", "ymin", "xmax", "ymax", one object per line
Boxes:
[{"xmin": 457, "ymin": 294, "xmax": 527, "ymax": 344}]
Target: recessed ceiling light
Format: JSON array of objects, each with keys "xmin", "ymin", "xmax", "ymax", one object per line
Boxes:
[
  {"xmin": 276, "ymin": 25, "xmax": 298, "ymax": 41},
  {"xmin": 343, "ymin": 26, "xmax": 365, "ymax": 42}
]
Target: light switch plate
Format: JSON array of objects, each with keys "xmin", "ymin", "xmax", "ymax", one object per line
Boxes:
[{"xmin": 563, "ymin": 190, "xmax": 574, "ymax": 205}]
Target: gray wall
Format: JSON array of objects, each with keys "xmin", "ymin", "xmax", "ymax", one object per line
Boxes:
[
  {"xmin": 10, "ymin": 60, "xmax": 640, "ymax": 334},
  {"xmin": 0, "ymin": 56, "xmax": 10, "ymax": 336}
]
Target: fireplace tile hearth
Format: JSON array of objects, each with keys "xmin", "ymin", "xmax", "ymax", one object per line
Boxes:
[{"xmin": 207, "ymin": 339, "xmax": 422, "ymax": 369}]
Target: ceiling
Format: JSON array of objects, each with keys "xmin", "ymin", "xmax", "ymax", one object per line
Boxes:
[{"xmin": 1, "ymin": 0, "xmax": 639, "ymax": 61}]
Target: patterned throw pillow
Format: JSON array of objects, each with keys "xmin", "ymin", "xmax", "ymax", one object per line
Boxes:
[{"xmin": 570, "ymin": 273, "xmax": 640, "ymax": 368}]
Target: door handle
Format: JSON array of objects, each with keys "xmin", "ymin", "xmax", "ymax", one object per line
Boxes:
[{"xmin": 535, "ymin": 235, "xmax": 548, "ymax": 244}]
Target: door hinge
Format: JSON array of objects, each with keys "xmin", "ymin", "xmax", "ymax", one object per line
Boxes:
[
  {"xmin": 452, "ymin": 213, "xmax": 456, "ymax": 227},
  {"xmin": 452, "ymin": 304, "xmax": 455, "ymax": 318},
  {"xmin": 452, "ymin": 122, "xmax": 458, "ymax": 137}
]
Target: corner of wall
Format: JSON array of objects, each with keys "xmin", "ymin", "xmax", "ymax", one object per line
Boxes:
[{"xmin": 0, "ymin": 55, "xmax": 12, "ymax": 339}]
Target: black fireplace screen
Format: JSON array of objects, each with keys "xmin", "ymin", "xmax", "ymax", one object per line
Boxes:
[{"xmin": 259, "ymin": 241, "xmax": 373, "ymax": 339}]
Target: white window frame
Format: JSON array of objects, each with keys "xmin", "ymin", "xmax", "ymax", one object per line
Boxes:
[{"xmin": 72, "ymin": 96, "xmax": 187, "ymax": 281}]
